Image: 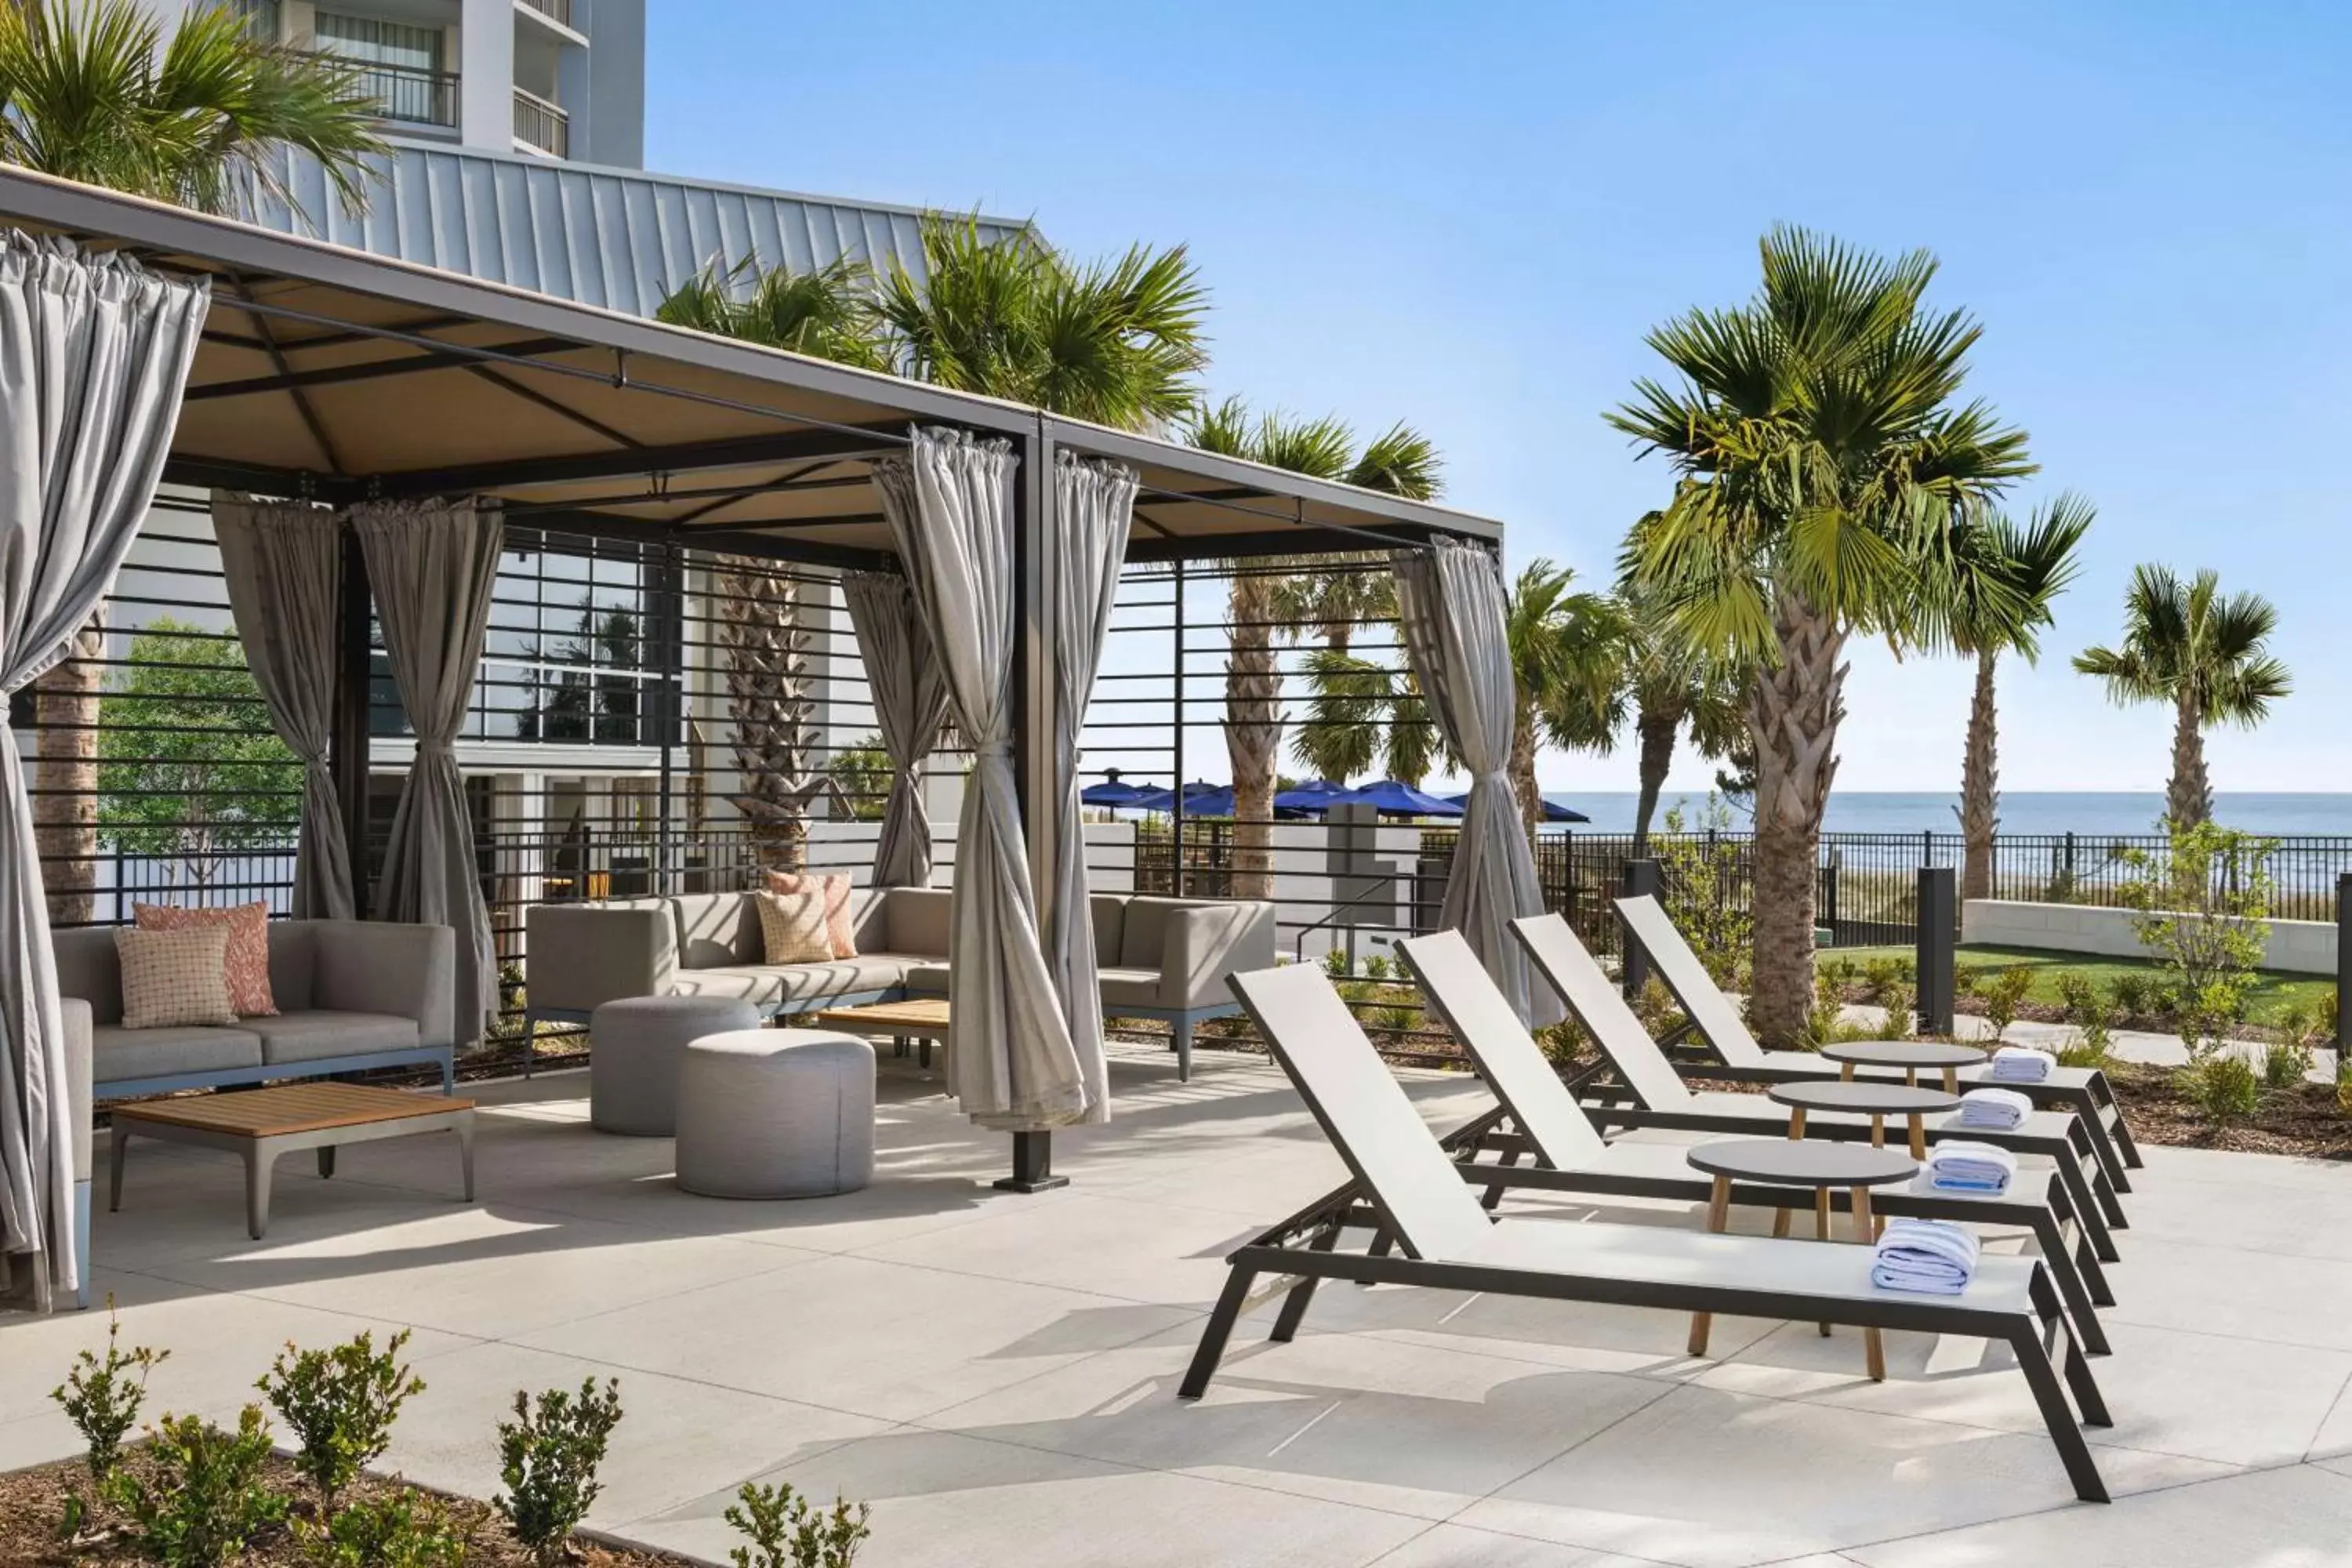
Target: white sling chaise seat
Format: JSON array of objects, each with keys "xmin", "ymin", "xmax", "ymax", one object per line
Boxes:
[
  {"xmin": 1183, "ymin": 962, "xmax": 2112, "ymax": 1505},
  {"xmin": 1616, "ymin": 894, "xmax": 2141, "ymax": 1184},
  {"xmin": 1393, "ymin": 928, "xmax": 2112, "ymax": 1353},
  {"xmin": 1509, "ymin": 913, "xmax": 2126, "ymax": 1258}
]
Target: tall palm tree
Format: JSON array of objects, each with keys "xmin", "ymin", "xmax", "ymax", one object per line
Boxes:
[
  {"xmin": 1291, "ymin": 648, "xmax": 1439, "ymax": 787},
  {"xmin": 0, "ymin": 0, "xmax": 383, "ymax": 921},
  {"xmin": 1613, "ymin": 568, "xmax": 1749, "ymax": 851},
  {"xmin": 1938, "ymin": 495, "xmax": 2092, "ymax": 896},
  {"xmin": 1187, "ymin": 399, "xmax": 1440, "ymax": 899},
  {"xmin": 655, "ymin": 253, "xmax": 886, "ymax": 370},
  {"xmin": 1610, "ymin": 226, "xmax": 2033, "ymax": 1044},
  {"xmin": 2074, "ymin": 564, "xmax": 2288, "ymax": 827},
  {"xmin": 1500, "ymin": 561, "xmax": 1627, "ymax": 833}
]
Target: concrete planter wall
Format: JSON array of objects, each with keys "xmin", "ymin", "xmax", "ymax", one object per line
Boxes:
[{"xmin": 1960, "ymin": 898, "xmax": 2336, "ymax": 975}]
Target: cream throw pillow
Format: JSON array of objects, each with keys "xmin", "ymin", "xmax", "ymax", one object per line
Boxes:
[
  {"xmin": 114, "ymin": 926, "xmax": 238, "ymax": 1029},
  {"xmin": 754, "ymin": 888, "xmax": 836, "ymax": 965},
  {"xmin": 764, "ymin": 870, "xmax": 856, "ymax": 958}
]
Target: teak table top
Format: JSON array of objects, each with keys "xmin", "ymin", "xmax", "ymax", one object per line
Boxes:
[
  {"xmin": 111, "ymin": 1083, "xmax": 474, "ymax": 1140},
  {"xmin": 814, "ymin": 998, "xmax": 953, "ymax": 1036}
]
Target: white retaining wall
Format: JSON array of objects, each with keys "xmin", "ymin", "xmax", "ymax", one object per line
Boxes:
[{"xmin": 1961, "ymin": 898, "xmax": 2338, "ymax": 975}]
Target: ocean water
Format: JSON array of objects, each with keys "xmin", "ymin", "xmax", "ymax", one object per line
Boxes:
[{"xmin": 1541, "ymin": 791, "xmax": 2352, "ymax": 839}]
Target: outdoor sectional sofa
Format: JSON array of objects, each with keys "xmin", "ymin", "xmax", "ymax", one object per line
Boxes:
[
  {"xmin": 526, "ymin": 886, "xmax": 1277, "ymax": 1080},
  {"xmin": 54, "ymin": 920, "xmax": 459, "ymax": 1101}
]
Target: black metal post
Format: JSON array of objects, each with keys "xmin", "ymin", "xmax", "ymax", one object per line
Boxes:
[
  {"xmin": 1619, "ymin": 857, "xmax": 1661, "ymax": 999},
  {"xmin": 1916, "ymin": 866, "xmax": 1957, "ymax": 1037},
  {"xmin": 331, "ymin": 522, "xmax": 372, "ymax": 909},
  {"xmin": 1171, "ymin": 556, "xmax": 1185, "ymax": 898},
  {"xmin": 654, "ymin": 539, "xmax": 684, "ymax": 894},
  {"xmin": 2336, "ymin": 873, "xmax": 2352, "ymax": 1052}
]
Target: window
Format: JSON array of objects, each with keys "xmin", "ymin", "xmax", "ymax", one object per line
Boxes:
[{"xmin": 314, "ymin": 13, "xmax": 441, "ymax": 71}]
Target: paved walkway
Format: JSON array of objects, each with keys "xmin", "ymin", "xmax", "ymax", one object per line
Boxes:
[{"xmin": 5, "ymin": 1043, "xmax": 2352, "ymax": 1566}]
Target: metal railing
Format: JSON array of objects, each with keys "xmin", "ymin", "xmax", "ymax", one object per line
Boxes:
[
  {"xmin": 351, "ymin": 61, "xmax": 459, "ymax": 128},
  {"xmin": 517, "ymin": 0, "xmax": 575, "ymax": 27},
  {"xmin": 513, "ymin": 88, "xmax": 569, "ymax": 158}
]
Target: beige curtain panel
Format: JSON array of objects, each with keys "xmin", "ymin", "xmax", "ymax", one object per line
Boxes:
[
  {"xmin": 840, "ymin": 569, "xmax": 953, "ymax": 888},
  {"xmin": 0, "ymin": 234, "xmax": 209, "ymax": 1309}
]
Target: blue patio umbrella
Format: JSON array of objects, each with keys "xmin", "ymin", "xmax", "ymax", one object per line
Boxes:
[
  {"xmin": 1081, "ymin": 771, "xmax": 1159, "ymax": 808},
  {"xmin": 1128, "ymin": 780, "xmax": 1240, "ymax": 817},
  {"xmin": 1328, "ymin": 780, "xmax": 1466, "ymax": 818},
  {"xmin": 1272, "ymin": 779, "xmax": 1352, "ymax": 814},
  {"xmin": 1444, "ymin": 790, "xmax": 1590, "ymax": 824}
]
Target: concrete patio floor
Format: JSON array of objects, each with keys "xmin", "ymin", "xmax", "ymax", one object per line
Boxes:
[{"xmin": 7, "ymin": 1042, "xmax": 2352, "ymax": 1567}]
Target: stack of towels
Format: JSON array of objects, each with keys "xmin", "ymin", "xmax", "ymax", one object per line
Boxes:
[
  {"xmin": 1956, "ymin": 1086, "xmax": 2032, "ymax": 1131},
  {"xmin": 1871, "ymin": 1218, "xmax": 1982, "ymax": 1295},
  {"xmin": 1923, "ymin": 1140, "xmax": 2018, "ymax": 1195},
  {"xmin": 1988, "ymin": 1045, "xmax": 2056, "ymax": 1083}
]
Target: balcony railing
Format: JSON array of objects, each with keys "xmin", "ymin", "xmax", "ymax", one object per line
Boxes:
[
  {"xmin": 517, "ymin": 0, "xmax": 575, "ymax": 28},
  {"xmin": 350, "ymin": 60, "xmax": 459, "ymax": 128},
  {"xmin": 513, "ymin": 87, "xmax": 569, "ymax": 158}
]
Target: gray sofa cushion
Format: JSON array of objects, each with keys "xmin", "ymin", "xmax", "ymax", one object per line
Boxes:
[
  {"xmin": 55, "ymin": 927, "xmax": 124, "ymax": 1025},
  {"xmin": 1097, "ymin": 967, "xmax": 1167, "ymax": 1009},
  {"xmin": 1120, "ymin": 897, "xmax": 1181, "ymax": 970},
  {"xmin": 675, "ymin": 953, "xmax": 920, "ymax": 1010},
  {"xmin": 846, "ymin": 887, "xmax": 891, "ymax": 954},
  {"xmin": 670, "ymin": 892, "xmax": 761, "ymax": 969},
  {"xmin": 902, "ymin": 960, "xmax": 951, "ymax": 995},
  {"xmin": 92, "ymin": 1024, "xmax": 263, "ymax": 1083},
  {"xmin": 1090, "ymin": 894, "xmax": 1127, "ymax": 964},
  {"xmin": 264, "ymin": 922, "xmax": 318, "ymax": 1013},
  {"xmin": 247, "ymin": 1011, "xmax": 423, "ymax": 1065},
  {"xmin": 884, "ymin": 888, "xmax": 951, "ymax": 958}
]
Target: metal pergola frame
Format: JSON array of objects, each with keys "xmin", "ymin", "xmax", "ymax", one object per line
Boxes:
[{"xmin": 0, "ymin": 165, "xmax": 1512, "ymax": 1189}]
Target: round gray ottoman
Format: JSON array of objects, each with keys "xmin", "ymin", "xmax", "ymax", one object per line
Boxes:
[
  {"xmin": 590, "ymin": 995, "xmax": 760, "ymax": 1136},
  {"xmin": 675, "ymin": 1029, "xmax": 875, "ymax": 1199}
]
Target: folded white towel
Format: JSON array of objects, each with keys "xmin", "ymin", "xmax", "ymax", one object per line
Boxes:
[
  {"xmin": 1872, "ymin": 1218, "xmax": 1982, "ymax": 1294},
  {"xmin": 1924, "ymin": 1140, "xmax": 2018, "ymax": 1195},
  {"xmin": 1956, "ymin": 1087, "xmax": 2032, "ymax": 1131},
  {"xmin": 1988, "ymin": 1046, "xmax": 2054, "ymax": 1083}
]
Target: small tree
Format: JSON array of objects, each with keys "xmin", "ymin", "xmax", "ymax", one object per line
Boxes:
[
  {"xmin": 257, "ymin": 1328, "xmax": 426, "ymax": 1514},
  {"xmin": 495, "ymin": 1378, "xmax": 624, "ymax": 1567},
  {"xmin": 2116, "ymin": 819, "xmax": 2274, "ymax": 1057},
  {"xmin": 1650, "ymin": 795, "xmax": 1753, "ymax": 989},
  {"xmin": 823, "ymin": 734, "xmax": 895, "ymax": 823},
  {"xmin": 49, "ymin": 1299, "xmax": 169, "ymax": 1483}
]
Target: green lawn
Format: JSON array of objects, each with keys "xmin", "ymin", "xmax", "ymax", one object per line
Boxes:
[{"xmin": 1831, "ymin": 943, "xmax": 2335, "ymax": 1015}]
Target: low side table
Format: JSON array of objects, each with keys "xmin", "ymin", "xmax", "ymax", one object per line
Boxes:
[
  {"xmin": 1769, "ymin": 1080, "xmax": 1960, "ymax": 1160},
  {"xmin": 111, "ymin": 1083, "xmax": 475, "ymax": 1240},
  {"xmin": 1684, "ymin": 1138, "xmax": 1918, "ymax": 1380},
  {"xmin": 813, "ymin": 997, "xmax": 953, "ymax": 1073},
  {"xmin": 1818, "ymin": 1040, "xmax": 1986, "ymax": 1095}
]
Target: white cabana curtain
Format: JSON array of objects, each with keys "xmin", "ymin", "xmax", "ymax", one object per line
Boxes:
[
  {"xmin": 1394, "ymin": 540, "xmax": 1561, "ymax": 1027},
  {"xmin": 354, "ymin": 497, "xmax": 503, "ymax": 1042},
  {"xmin": 1047, "ymin": 453, "xmax": 1137, "ymax": 1127},
  {"xmin": 0, "ymin": 235, "xmax": 209, "ymax": 1308},
  {"xmin": 211, "ymin": 493, "xmax": 355, "ymax": 921},
  {"xmin": 840, "ymin": 569, "xmax": 952, "ymax": 887},
  {"xmin": 873, "ymin": 427, "xmax": 1092, "ymax": 1129}
]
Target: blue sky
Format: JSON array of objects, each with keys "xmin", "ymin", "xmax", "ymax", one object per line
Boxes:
[{"xmin": 646, "ymin": 2, "xmax": 2352, "ymax": 795}]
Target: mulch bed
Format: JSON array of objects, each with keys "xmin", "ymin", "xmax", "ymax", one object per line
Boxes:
[
  {"xmin": 2102, "ymin": 1062, "xmax": 2352, "ymax": 1160},
  {"xmin": 0, "ymin": 1454, "xmax": 690, "ymax": 1567}
]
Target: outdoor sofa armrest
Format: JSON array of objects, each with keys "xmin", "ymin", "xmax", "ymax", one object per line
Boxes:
[
  {"xmin": 60, "ymin": 996, "xmax": 92, "ymax": 1183},
  {"xmin": 524, "ymin": 903, "xmax": 677, "ymax": 1017},
  {"xmin": 310, "ymin": 920, "xmax": 458, "ymax": 1050},
  {"xmin": 1159, "ymin": 900, "xmax": 1277, "ymax": 1011}
]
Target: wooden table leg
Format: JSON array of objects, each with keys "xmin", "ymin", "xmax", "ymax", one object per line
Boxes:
[
  {"xmin": 1943, "ymin": 1066, "xmax": 1960, "ymax": 1094},
  {"xmin": 1788, "ymin": 1108, "xmax": 1808, "ymax": 1139},
  {"xmin": 1814, "ymin": 1185, "xmax": 1833, "ymax": 1336},
  {"xmin": 1840, "ymin": 1062, "xmax": 1856, "ymax": 1083},
  {"xmin": 1907, "ymin": 1114, "xmax": 1928, "ymax": 1160},
  {"xmin": 1870, "ymin": 1113, "xmax": 1888, "ymax": 1148},
  {"xmin": 1689, "ymin": 1174, "xmax": 1732, "ymax": 1356},
  {"xmin": 1853, "ymin": 1184, "xmax": 1885, "ymax": 1381}
]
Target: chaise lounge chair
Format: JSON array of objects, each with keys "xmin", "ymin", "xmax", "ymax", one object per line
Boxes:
[
  {"xmin": 1615, "ymin": 893, "xmax": 2141, "ymax": 1184},
  {"xmin": 1508, "ymin": 913, "xmax": 2128, "ymax": 1258},
  {"xmin": 1183, "ymin": 960, "xmax": 2113, "ymax": 1504},
  {"xmin": 1394, "ymin": 928, "xmax": 2114, "ymax": 1352}
]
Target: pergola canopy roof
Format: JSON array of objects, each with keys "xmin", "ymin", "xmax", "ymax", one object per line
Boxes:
[{"xmin": 0, "ymin": 166, "xmax": 1505, "ymax": 568}]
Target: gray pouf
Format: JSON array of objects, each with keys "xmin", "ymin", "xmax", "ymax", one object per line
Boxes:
[
  {"xmin": 590, "ymin": 995, "xmax": 761, "ymax": 1136},
  {"xmin": 676, "ymin": 1029, "xmax": 875, "ymax": 1199}
]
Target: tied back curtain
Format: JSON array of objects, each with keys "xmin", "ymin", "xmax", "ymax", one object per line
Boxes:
[
  {"xmin": 1047, "ymin": 454, "xmax": 1137, "ymax": 1127},
  {"xmin": 0, "ymin": 235, "xmax": 209, "ymax": 1308},
  {"xmin": 1394, "ymin": 541, "xmax": 1561, "ymax": 1027},
  {"xmin": 354, "ymin": 497, "xmax": 502, "ymax": 1042},
  {"xmin": 211, "ymin": 493, "xmax": 355, "ymax": 921},
  {"xmin": 873, "ymin": 427, "xmax": 1092, "ymax": 1129},
  {"xmin": 840, "ymin": 570, "xmax": 952, "ymax": 887}
]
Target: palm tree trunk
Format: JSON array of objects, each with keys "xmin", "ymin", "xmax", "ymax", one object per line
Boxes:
[
  {"xmin": 1631, "ymin": 702, "xmax": 1681, "ymax": 853},
  {"xmin": 32, "ymin": 617, "xmax": 103, "ymax": 924},
  {"xmin": 1225, "ymin": 571, "xmax": 1280, "ymax": 901},
  {"xmin": 1508, "ymin": 696, "xmax": 1542, "ymax": 836},
  {"xmin": 719, "ymin": 562, "xmax": 815, "ymax": 870},
  {"xmin": 1748, "ymin": 590, "xmax": 1846, "ymax": 1047},
  {"xmin": 2167, "ymin": 694, "xmax": 2211, "ymax": 828},
  {"xmin": 1960, "ymin": 648, "xmax": 1998, "ymax": 902}
]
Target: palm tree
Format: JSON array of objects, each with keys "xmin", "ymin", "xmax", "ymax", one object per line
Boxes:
[
  {"xmin": 1186, "ymin": 399, "xmax": 1440, "ymax": 899},
  {"xmin": 1615, "ymin": 571, "xmax": 1749, "ymax": 851},
  {"xmin": 0, "ymin": 0, "xmax": 383, "ymax": 920},
  {"xmin": 2074, "ymin": 564, "xmax": 2288, "ymax": 827},
  {"xmin": 1940, "ymin": 496, "xmax": 2093, "ymax": 897},
  {"xmin": 655, "ymin": 253, "xmax": 886, "ymax": 369},
  {"xmin": 1501, "ymin": 561, "xmax": 1627, "ymax": 834},
  {"xmin": 1610, "ymin": 226, "xmax": 2034, "ymax": 1044},
  {"xmin": 1292, "ymin": 648, "xmax": 1439, "ymax": 787}
]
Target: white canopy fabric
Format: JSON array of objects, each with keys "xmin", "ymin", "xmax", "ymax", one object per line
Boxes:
[
  {"xmin": 1394, "ymin": 540, "xmax": 1561, "ymax": 1027},
  {"xmin": 0, "ymin": 234, "xmax": 209, "ymax": 1308},
  {"xmin": 354, "ymin": 496, "xmax": 503, "ymax": 1040},
  {"xmin": 211, "ymin": 492, "xmax": 356, "ymax": 921},
  {"xmin": 840, "ymin": 568, "xmax": 952, "ymax": 888},
  {"xmin": 873, "ymin": 427, "xmax": 1090, "ymax": 1129}
]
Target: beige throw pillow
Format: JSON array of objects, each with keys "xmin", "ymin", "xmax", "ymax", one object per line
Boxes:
[
  {"xmin": 114, "ymin": 926, "xmax": 238, "ymax": 1029},
  {"xmin": 133, "ymin": 902, "xmax": 277, "ymax": 1016},
  {"xmin": 765, "ymin": 870, "xmax": 857, "ymax": 958},
  {"xmin": 754, "ymin": 888, "xmax": 836, "ymax": 965}
]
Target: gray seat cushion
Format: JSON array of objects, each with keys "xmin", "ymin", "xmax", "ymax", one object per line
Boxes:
[
  {"xmin": 881, "ymin": 888, "xmax": 951, "ymax": 958},
  {"xmin": 902, "ymin": 960, "xmax": 951, "ymax": 996},
  {"xmin": 676, "ymin": 1028, "xmax": 875, "ymax": 1199},
  {"xmin": 247, "ymin": 1011, "xmax": 423, "ymax": 1065},
  {"xmin": 674, "ymin": 954, "xmax": 918, "ymax": 1009},
  {"xmin": 1097, "ymin": 967, "xmax": 1167, "ymax": 1009},
  {"xmin": 92, "ymin": 1024, "xmax": 263, "ymax": 1083},
  {"xmin": 592, "ymin": 995, "xmax": 762, "ymax": 1135}
]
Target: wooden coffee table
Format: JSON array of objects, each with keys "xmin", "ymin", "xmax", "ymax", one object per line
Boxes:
[
  {"xmin": 111, "ymin": 1083, "xmax": 476, "ymax": 1240},
  {"xmin": 814, "ymin": 997, "xmax": 952, "ymax": 1071}
]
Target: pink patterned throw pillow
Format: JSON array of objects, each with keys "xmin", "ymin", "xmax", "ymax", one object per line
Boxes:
[
  {"xmin": 133, "ymin": 902, "xmax": 278, "ymax": 1017},
  {"xmin": 764, "ymin": 870, "xmax": 856, "ymax": 958}
]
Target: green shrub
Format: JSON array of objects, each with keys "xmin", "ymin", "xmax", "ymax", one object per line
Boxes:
[
  {"xmin": 2055, "ymin": 1019, "xmax": 2114, "ymax": 1072},
  {"xmin": 1533, "ymin": 1015, "xmax": 1592, "ymax": 1067},
  {"xmin": 494, "ymin": 1379, "xmax": 623, "ymax": 1567},
  {"xmin": 1817, "ymin": 956, "xmax": 1860, "ymax": 1000},
  {"xmin": 1374, "ymin": 1002, "xmax": 1418, "ymax": 1036},
  {"xmin": 2054, "ymin": 971, "xmax": 2103, "ymax": 1022},
  {"xmin": 2186, "ymin": 1053, "xmax": 2261, "ymax": 1128},
  {"xmin": 2262, "ymin": 1040, "xmax": 2314, "ymax": 1091},
  {"xmin": 1860, "ymin": 956, "xmax": 1912, "ymax": 1004},
  {"xmin": 1653, "ymin": 795, "xmax": 1753, "ymax": 989},
  {"xmin": 2338, "ymin": 1054, "xmax": 2352, "ymax": 1116},
  {"xmin": 296, "ymin": 1490, "xmax": 468, "ymax": 1568},
  {"xmin": 1980, "ymin": 966, "xmax": 2036, "ymax": 1034},
  {"xmin": 103, "ymin": 1406, "xmax": 287, "ymax": 1568},
  {"xmin": 725, "ymin": 1480, "xmax": 873, "ymax": 1568},
  {"xmin": 1952, "ymin": 964, "xmax": 1983, "ymax": 999},
  {"xmin": 50, "ymin": 1298, "xmax": 169, "ymax": 1483},
  {"xmin": 259, "ymin": 1328, "xmax": 426, "ymax": 1512},
  {"xmin": 2118, "ymin": 820, "xmax": 2274, "ymax": 1054},
  {"xmin": 2107, "ymin": 972, "xmax": 2152, "ymax": 1018},
  {"xmin": 1320, "ymin": 947, "xmax": 1351, "ymax": 978},
  {"xmin": 1360, "ymin": 953, "xmax": 1392, "ymax": 982}
]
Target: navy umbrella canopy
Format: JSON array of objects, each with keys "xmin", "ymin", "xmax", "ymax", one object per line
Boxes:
[
  {"xmin": 1081, "ymin": 771, "xmax": 1159, "ymax": 808},
  {"xmin": 1329, "ymin": 780, "xmax": 1465, "ymax": 818},
  {"xmin": 1127, "ymin": 780, "xmax": 1240, "ymax": 816},
  {"xmin": 1444, "ymin": 791, "xmax": 1589, "ymax": 823},
  {"xmin": 1272, "ymin": 779, "xmax": 1352, "ymax": 814}
]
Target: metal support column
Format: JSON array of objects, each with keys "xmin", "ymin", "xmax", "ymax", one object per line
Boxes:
[
  {"xmin": 653, "ymin": 540, "xmax": 684, "ymax": 894},
  {"xmin": 1620, "ymin": 857, "xmax": 1661, "ymax": 999},
  {"xmin": 1171, "ymin": 557, "xmax": 1185, "ymax": 898},
  {"xmin": 331, "ymin": 521, "xmax": 372, "ymax": 909},
  {"xmin": 1916, "ymin": 866, "xmax": 1957, "ymax": 1037},
  {"xmin": 2336, "ymin": 873, "xmax": 2352, "ymax": 1053}
]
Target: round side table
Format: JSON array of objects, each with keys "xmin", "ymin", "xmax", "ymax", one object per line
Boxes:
[
  {"xmin": 1768, "ymin": 1080, "xmax": 1961, "ymax": 1160},
  {"xmin": 1818, "ymin": 1040, "xmax": 1987, "ymax": 1094}
]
